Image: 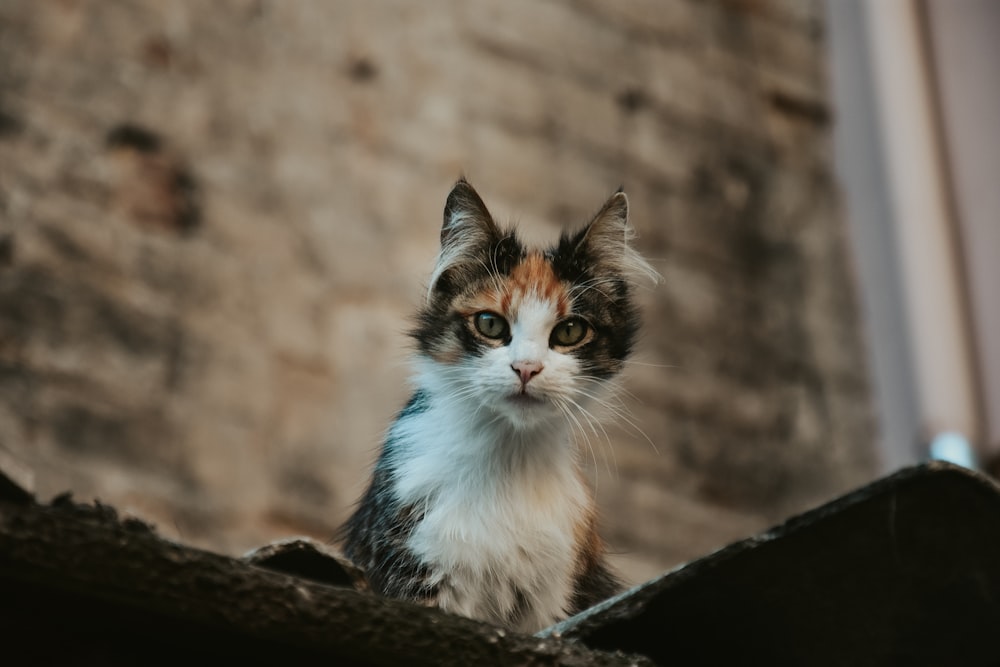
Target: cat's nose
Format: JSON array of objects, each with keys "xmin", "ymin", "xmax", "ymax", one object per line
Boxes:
[{"xmin": 511, "ymin": 360, "xmax": 543, "ymax": 385}]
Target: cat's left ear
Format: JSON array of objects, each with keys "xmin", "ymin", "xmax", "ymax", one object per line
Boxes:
[{"xmin": 574, "ymin": 189, "xmax": 659, "ymax": 284}]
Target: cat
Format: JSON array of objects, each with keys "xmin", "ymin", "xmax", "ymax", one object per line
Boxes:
[{"xmin": 341, "ymin": 178, "xmax": 655, "ymax": 633}]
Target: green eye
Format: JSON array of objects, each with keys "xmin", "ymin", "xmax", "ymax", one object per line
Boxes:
[
  {"xmin": 551, "ymin": 317, "xmax": 589, "ymax": 347},
  {"xmin": 473, "ymin": 312, "xmax": 509, "ymax": 340}
]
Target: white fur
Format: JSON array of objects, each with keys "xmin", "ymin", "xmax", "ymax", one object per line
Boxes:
[{"xmin": 388, "ymin": 297, "xmax": 598, "ymax": 632}]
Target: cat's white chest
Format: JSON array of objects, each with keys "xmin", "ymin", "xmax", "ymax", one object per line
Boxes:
[
  {"xmin": 406, "ymin": 472, "xmax": 586, "ymax": 632},
  {"xmin": 391, "ymin": 404, "xmax": 588, "ymax": 632}
]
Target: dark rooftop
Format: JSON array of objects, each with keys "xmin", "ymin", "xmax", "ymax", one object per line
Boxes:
[{"xmin": 2, "ymin": 459, "xmax": 998, "ymax": 665}]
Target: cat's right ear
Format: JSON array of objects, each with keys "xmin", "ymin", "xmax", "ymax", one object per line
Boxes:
[
  {"xmin": 441, "ymin": 178, "xmax": 499, "ymax": 246},
  {"xmin": 428, "ymin": 179, "xmax": 500, "ymax": 297}
]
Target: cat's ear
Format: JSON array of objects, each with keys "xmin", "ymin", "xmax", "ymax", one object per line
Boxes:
[
  {"xmin": 441, "ymin": 178, "xmax": 499, "ymax": 246},
  {"xmin": 574, "ymin": 189, "xmax": 659, "ymax": 285},
  {"xmin": 428, "ymin": 179, "xmax": 501, "ymax": 297}
]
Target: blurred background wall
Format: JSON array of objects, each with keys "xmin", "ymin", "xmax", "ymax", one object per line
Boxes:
[{"xmin": 0, "ymin": 0, "xmax": 882, "ymax": 585}]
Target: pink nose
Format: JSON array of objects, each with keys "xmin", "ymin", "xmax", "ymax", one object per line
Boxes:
[{"xmin": 512, "ymin": 360, "xmax": 543, "ymax": 385}]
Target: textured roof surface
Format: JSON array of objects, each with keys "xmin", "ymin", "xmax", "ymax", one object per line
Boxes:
[{"xmin": 2, "ymin": 460, "xmax": 998, "ymax": 665}]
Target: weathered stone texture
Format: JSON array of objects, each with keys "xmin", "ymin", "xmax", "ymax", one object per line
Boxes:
[{"xmin": 0, "ymin": 0, "xmax": 875, "ymax": 583}]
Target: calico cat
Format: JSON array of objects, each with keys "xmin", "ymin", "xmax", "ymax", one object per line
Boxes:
[{"xmin": 342, "ymin": 179, "xmax": 655, "ymax": 633}]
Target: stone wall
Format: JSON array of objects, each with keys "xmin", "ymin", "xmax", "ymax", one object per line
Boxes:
[{"xmin": 0, "ymin": 0, "xmax": 875, "ymax": 583}]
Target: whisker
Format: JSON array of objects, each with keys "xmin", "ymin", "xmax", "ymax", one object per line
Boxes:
[
  {"xmin": 571, "ymin": 384, "xmax": 660, "ymax": 457},
  {"xmin": 565, "ymin": 277, "xmax": 619, "ymax": 301},
  {"xmin": 554, "ymin": 398, "xmax": 603, "ymax": 488},
  {"xmin": 560, "ymin": 393, "xmax": 618, "ymax": 478},
  {"xmin": 622, "ymin": 359, "xmax": 680, "ymax": 369},
  {"xmin": 472, "ymin": 255, "xmax": 505, "ymax": 299}
]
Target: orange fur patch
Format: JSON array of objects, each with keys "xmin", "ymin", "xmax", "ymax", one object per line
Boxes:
[
  {"xmin": 455, "ymin": 253, "xmax": 570, "ymax": 320},
  {"xmin": 509, "ymin": 253, "xmax": 563, "ymax": 303},
  {"xmin": 505, "ymin": 253, "xmax": 570, "ymax": 318}
]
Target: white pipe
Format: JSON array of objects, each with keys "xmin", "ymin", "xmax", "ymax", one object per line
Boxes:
[{"xmin": 863, "ymin": 0, "xmax": 980, "ymax": 446}]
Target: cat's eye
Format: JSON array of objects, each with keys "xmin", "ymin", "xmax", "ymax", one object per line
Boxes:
[
  {"xmin": 473, "ymin": 312, "xmax": 509, "ymax": 340},
  {"xmin": 551, "ymin": 317, "xmax": 589, "ymax": 347}
]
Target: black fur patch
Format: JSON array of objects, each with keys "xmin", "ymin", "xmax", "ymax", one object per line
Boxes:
[
  {"xmin": 568, "ymin": 558, "xmax": 622, "ymax": 615},
  {"xmin": 341, "ymin": 457, "xmax": 438, "ymax": 602},
  {"xmin": 549, "ymin": 228, "xmax": 641, "ymax": 379},
  {"xmin": 398, "ymin": 390, "xmax": 430, "ymax": 420},
  {"xmin": 341, "ymin": 397, "xmax": 439, "ymax": 602}
]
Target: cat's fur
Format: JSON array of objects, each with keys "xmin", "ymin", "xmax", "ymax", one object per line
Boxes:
[{"xmin": 342, "ymin": 179, "xmax": 654, "ymax": 633}]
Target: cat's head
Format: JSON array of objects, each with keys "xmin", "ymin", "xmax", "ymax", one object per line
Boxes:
[{"xmin": 412, "ymin": 179, "xmax": 656, "ymax": 430}]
